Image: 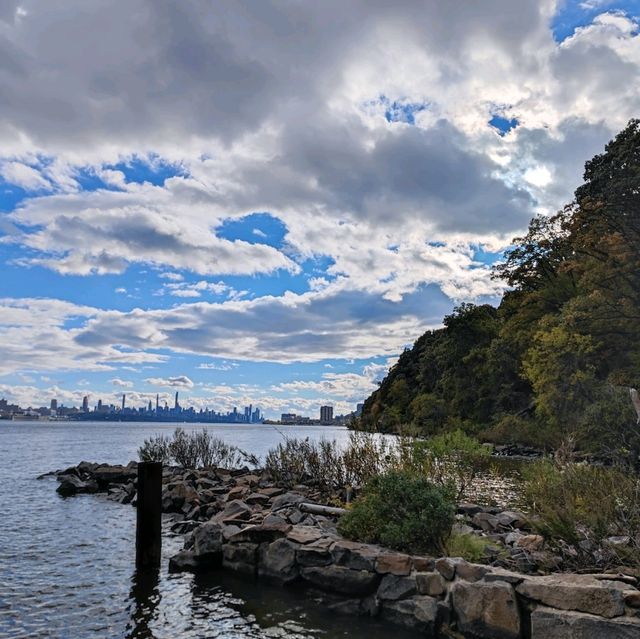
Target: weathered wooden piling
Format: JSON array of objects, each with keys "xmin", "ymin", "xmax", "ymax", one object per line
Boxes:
[{"xmin": 136, "ymin": 461, "xmax": 162, "ymax": 568}]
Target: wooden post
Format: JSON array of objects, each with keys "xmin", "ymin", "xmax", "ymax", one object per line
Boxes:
[{"xmin": 136, "ymin": 461, "xmax": 162, "ymax": 569}]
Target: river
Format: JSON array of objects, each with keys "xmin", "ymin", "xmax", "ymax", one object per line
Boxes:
[{"xmin": 0, "ymin": 421, "xmax": 421, "ymax": 639}]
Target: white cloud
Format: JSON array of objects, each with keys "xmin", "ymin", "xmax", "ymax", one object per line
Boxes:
[
  {"xmin": 109, "ymin": 377, "xmax": 133, "ymax": 388},
  {"xmin": 1, "ymin": 161, "xmax": 51, "ymax": 190},
  {"xmin": 144, "ymin": 375, "xmax": 194, "ymax": 389}
]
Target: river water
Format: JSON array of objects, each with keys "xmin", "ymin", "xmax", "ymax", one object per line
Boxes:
[{"xmin": 0, "ymin": 421, "xmax": 421, "ymax": 639}]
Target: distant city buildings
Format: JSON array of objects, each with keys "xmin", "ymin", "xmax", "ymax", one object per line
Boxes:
[
  {"xmin": 0, "ymin": 392, "xmax": 265, "ymax": 424},
  {"xmin": 320, "ymin": 405, "xmax": 334, "ymax": 424}
]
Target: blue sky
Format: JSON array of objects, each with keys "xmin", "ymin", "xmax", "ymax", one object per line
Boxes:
[{"xmin": 0, "ymin": 0, "xmax": 638, "ymax": 417}]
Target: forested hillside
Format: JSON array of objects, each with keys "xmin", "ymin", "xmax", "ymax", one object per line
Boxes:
[{"xmin": 359, "ymin": 120, "xmax": 640, "ymax": 455}]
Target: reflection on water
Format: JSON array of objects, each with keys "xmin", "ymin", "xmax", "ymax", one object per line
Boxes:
[{"xmin": 0, "ymin": 421, "xmax": 419, "ymax": 639}]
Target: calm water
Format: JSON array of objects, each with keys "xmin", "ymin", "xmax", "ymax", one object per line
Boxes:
[{"xmin": 0, "ymin": 421, "xmax": 420, "ymax": 639}]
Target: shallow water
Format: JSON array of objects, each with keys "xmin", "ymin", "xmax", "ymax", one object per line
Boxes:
[{"xmin": 0, "ymin": 421, "xmax": 420, "ymax": 639}]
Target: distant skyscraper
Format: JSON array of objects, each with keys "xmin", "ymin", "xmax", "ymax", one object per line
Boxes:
[
  {"xmin": 121, "ymin": 394, "xmax": 126, "ymax": 411},
  {"xmin": 156, "ymin": 394, "xmax": 159, "ymax": 412},
  {"xmin": 50, "ymin": 399, "xmax": 58, "ymax": 411},
  {"xmin": 174, "ymin": 392, "xmax": 179, "ymax": 411},
  {"xmin": 320, "ymin": 405, "xmax": 334, "ymax": 423},
  {"xmin": 148, "ymin": 400, "xmax": 152, "ymax": 412},
  {"xmin": 82, "ymin": 396, "xmax": 89, "ymax": 412}
]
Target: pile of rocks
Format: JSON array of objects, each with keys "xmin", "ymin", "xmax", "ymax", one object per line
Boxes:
[{"xmin": 49, "ymin": 462, "xmax": 640, "ymax": 638}]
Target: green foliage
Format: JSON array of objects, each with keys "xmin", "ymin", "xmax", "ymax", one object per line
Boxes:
[
  {"xmin": 523, "ymin": 460, "xmax": 640, "ymax": 568},
  {"xmin": 358, "ymin": 120, "xmax": 640, "ymax": 460},
  {"xmin": 444, "ymin": 533, "xmax": 491, "ymax": 563},
  {"xmin": 337, "ymin": 470, "xmax": 455, "ymax": 554},
  {"xmin": 138, "ymin": 428, "xmax": 256, "ymax": 469}
]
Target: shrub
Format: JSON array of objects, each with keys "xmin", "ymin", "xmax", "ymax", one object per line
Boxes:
[
  {"xmin": 523, "ymin": 459, "xmax": 640, "ymax": 568},
  {"xmin": 138, "ymin": 433, "xmax": 171, "ymax": 463},
  {"xmin": 337, "ymin": 470, "xmax": 455, "ymax": 554},
  {"xmin": 444, "ymin": 533, "xmax": 491, "ymax": 563},
  {"xmin": 138, "ymin": 428, "xmax": 257, "ymax": 470}
]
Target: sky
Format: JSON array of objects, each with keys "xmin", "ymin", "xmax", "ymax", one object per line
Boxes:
[{"xmin": 0, "ymin": 0, "xmax": 639, "ymax": 418}]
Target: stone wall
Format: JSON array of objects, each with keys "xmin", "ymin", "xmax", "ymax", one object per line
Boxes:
[{"xmin": 52, "ymin": 462, "xmax": 640, "ymax": 638}]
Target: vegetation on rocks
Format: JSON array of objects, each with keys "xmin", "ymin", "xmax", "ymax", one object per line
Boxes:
[
  {"xmin": 138, "ymin": 428, "xmax": 258, "ymax": 469},
  {"xmin": 523, "ymin": 459, "xmax": 640, "ymax": 569},
  {"xmin": 358, "ymin": 120, "xmax": 640, "ymax": 462},
  {"xmin": 337, "ymin": 470, "xmax": 456, "ymax": 554}
]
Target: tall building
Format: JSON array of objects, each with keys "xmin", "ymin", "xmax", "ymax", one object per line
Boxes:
[
  {"xmin": 50, "ymin": 399, "xmax": 58, "ymax": 411},
  {"xmin": 82, "ymin": 396, "xmax": 89, "ymax": 412},
  {"xmin": 148, "ymin": 400, "xmax": 153, "ymax": 412},
  {"xmin": 155, "ymin": 394, "xmax": 159, "ymax": 413},
  {"xmin": 121, "ymin": 394, "xmax": 126, "ymax": 411},
  {"xmin": 320, "ymin": 405, "xmax": 334, "ymax": 424},
  {"xmin": 174, "ymin": 392, "xmax": 179, "ymax": 411}
]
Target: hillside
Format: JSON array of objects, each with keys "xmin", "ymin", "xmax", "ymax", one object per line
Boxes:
[{"xmin": 359, "ymin": 120, "xmax": 640, "ymax": 457}]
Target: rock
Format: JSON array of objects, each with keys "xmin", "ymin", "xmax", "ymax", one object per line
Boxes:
[
  {"xmin": 516, "ymin": 575, "xmax": 626, "ymax": 618},
  {"xmin": 259, "ymin": 486, "xmax": 284, "ymax": 498},
  {"xmin": 473, "ymin": 512, "xmax": 500, "ymax": 532},
  {"xmin": 263, "ymin": 514, "xmax": 288, "ymax": 526},
  {"xmin": 300, "ymin": 565, "xmax": 380, "ymax": 596},
  {"xmin": 245, "ymin": 492, "xmax": 270, "ymax": 505},
  {"xmin": 515, "ymin": 534, "xmax": 544, "ymax": 552},
  {"xmin": 416, "ymin": 571, "xmax": 446, "ymax": 596},
  {"xmin": 271, "ymin": 492, "xmax": 306, "ymax": 510},
  {"xmin": 56, "ymin": 474, "xmax": 98, "ymax": 496},
  {"xmin": 497, "ymin": 511, "xmax": 528, "ymax": 529},
  {"xmin": 228, "ymin": 522, "xmax": 291, "ymax": 544},
  {"xmin": 451, "ymin": 581, "xmax": 521, "ymax": 639},
  {"xmin": 377, "ymin": 574, "xmax": 417, "ymax": 601},
  {"xmin": 286, "ymin": 526, "xmax": 325, "ymax": 545},
  {"xmin": 412, "ymin": 556, "xmax": 435, "ymax": 572},
  {"xmin": 216, "ymin": 499, "xmax": 252, "ymax": 522},
  {"xmin": 93, "ymin": 464, "xmax": 135, "ymax": 486},
  {"xmin": 223, "ymin": 542, "xmax": 259, "ymax": 575},
  {"xmin": 296, "ymin": 544, "xmax": 333, "ymax": 567},
  {"xmin": 530, "ymin": 606, "xmax": 640, "ymax": 638},
  {"xmin": 455, "ymin": 560, "xmax": 488, "ymax": 583},
  {"xmin": 376, "ymin": 553, "xmax": 412, "ymax": 576},
  {"xmin": 380, "ymin": 596, "xmax": 438, "ymax": 634},
  {"xmin": 192, "ymin": 522, "xmax": 223, "ymax": 564},
  {"xmin": 458, "ymin": 503, "xmax": 483, "ymax": 516},
  {"xmin": 258, "ymin": 538, "xmax": 299, "ymax": 583},
  {"xmin": 625, "ymin": 591, "xmax": 640, "ymax": 607},
  {"xmin": 168, "ymin": 550, "xmax": 200, "ymax": 573},
  {"xmin": 435, "ymin": 557, "xmax": 457, "ymax": 581},
  {"xmin": 331, "ymin": 540, "xmax": 379, "ymax": 571},
  {"xmin": 484, "ymin": 568, "xmax": 525, "ymax": 585}
]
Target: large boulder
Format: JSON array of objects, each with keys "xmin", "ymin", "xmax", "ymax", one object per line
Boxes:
[
  {"xmin": 516, "ymin": 575, "xmax": 626, "ymax": 618},
  {"xmin": 93, "ymin": 464, "xmax": 135, "ymax": 486},
  {"xmin": 451, "ymin": 581, "xmax": 521, "ymax": 639},
  {"xmin": 258, "ymin": 538, "xmax": 299, "ymax": 584},
  {"xmin": 300, "ymin": 565, "xmax": 380, "ymax": 596},
  {"xmin": 380, "ymin": 596, "xmax": 439, "ymax": 634},
  {"xmin": 56, "ymin": 474, "xmax": 98, "ymax": 496},
  {"xmin": 331, "ymin": 540, "xmax": 380, "ymax": 571},
  {"xmin": 192, "ymin": 522, "xmax": 223, "ymax": 563},
  {"xmin": 531, "ymin": 606, "xmax": 640, "ymax": 638},
  {"xmin": 222, "ymin": 542, "xmax": 259, "ymax": 575},
  {"xmin": 377, "ymin": 574, "xmax": 417, "ymax": 601}
]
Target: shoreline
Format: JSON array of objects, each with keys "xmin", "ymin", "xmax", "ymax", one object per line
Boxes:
[{"xmin": 48, "ymin": 460, "xmax": 640, "ymax": 638}]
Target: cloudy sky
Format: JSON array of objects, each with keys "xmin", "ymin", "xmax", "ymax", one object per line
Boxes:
[{"xmin": 0, "ymin": 0, "xmax": 639, "ymax": 418}]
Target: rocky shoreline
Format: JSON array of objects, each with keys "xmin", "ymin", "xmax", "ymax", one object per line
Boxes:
[{"xmin": 48, "ymin": 461, "xmax": 640, "ymax": 638}]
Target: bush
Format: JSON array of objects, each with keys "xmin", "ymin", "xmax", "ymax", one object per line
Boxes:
[
  {"xmin": 138, "ymin": 428, "xmax": 257, "ymax": 470},
  {"xmin": 444, "ymin": 533, "xmax": 491, "ymax": 563},
  {"xmin": 337, "ymin": 470, "xmax": 455, "ymax": 554},
  {"xmin": 523, "ymin": 459, "xmax": 640, "ymax": 568}
]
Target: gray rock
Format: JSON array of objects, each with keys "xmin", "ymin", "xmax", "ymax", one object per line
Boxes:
[
  {"xmin": 168, "ymin": 550, "xmax": 199, "ymax": 573},
  {"xmin": 296, "ymin": 544, "xmax": 333, "ymax": 567},
  {"xmin": 377, "ymin": 574, "xmax": 417, "ymax": 601},
  {"xmin": 416, "ymin": 571, "xmax": 445, "ymax": 596},
  {"xmin": 301, "ymin": 565, "xmax": 380, "ymax": 596},
  {"xmin": 435, "ymin": 557, "xmax": 457, "ymax": 581},
  {"xmin": 223, "ymin": 542, "xmax": 259, "ymax": 575},
  {"xmin": 451, "ymin": 581, "xmax": 521, "ymax": 639},
  {"xmin": 271, "ymin": 492, "xmax": 306, "ymax": 511},
  {"xmin": 56, "ymin": 474, "xmax": 98, "ymax": 496},
  {"xmin": 380, "ymin": 596, "xmax": 438, "ymax": 633},
  {"xmin": 331, "ymin": 540, "xmax": 379, "ymax": 571},
  {"xmin": 228, "ymin": 522, "xmax": 291, "ymax": 544},
  {"xmin": 192, "ymin": 522, "xmax": 223, "ymax": 564},
  {"xmin": 516, "ymin": 575, "xmax": 626, "ymax": 619},
  {"xmin": 258, "ymin": 538, "xmax": 299, "ymax": 583},
  {"xmin": 531, "ymin": 606, "xmax": 640, "ymax": 638}
]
